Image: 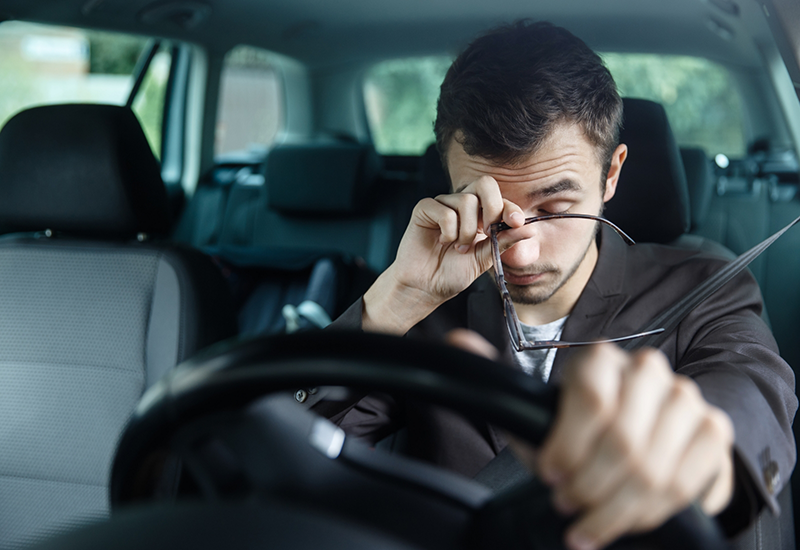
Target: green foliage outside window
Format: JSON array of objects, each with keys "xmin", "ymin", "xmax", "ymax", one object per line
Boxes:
[
  {"xmin": 132, "ymin": 50, "xmax": 171, "ymax": 159},
  {"xmin": 86, "ymin": 31, "xmax": 147, "ymax": 74},
  {"xmin": 364, "ymin": 57, "xmax": 451, "ymax": 155},
  {"xmin": 602, "ymin": 53, "xmax": 746, "ymax": 157},
  {"xmin": 364, "ymin": 54, "xmax": 746, "ymax": 158},
  {"xmin": 0, "ymin": 22, "xmax": 167, "ymax": 159}
]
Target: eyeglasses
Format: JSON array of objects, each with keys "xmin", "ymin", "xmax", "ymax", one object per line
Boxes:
[{"xmin": 489, "ymin": 214, "xmax": 664, "ymax": 351}]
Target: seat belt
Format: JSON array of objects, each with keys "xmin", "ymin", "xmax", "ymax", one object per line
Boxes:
[
  {"xmin": 622, "ymin": 213, "xmax": 800, "ymax": 351},
  {"xmin": 474, "ymin": 213, "xmax": 800, "ymax": 490}
]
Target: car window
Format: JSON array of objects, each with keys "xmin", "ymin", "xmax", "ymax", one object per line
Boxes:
[
  {"xmin": 130, "ymin": 46, "xmax": 172, "ymax": 159},
  {"xmin": 0, "ymin": 21, "xmax": 171, "ymax": 159},
  {"xmin": 363, "ymin": 56, "xmax": 452, "ymax": 156},
  {"xmin": 601, "ymin": 53, "xmax": 746, "ymax": 158},
  {"xmin": 214, "ymin": 45, "xmax": 283, "ymax": 159},
  {"xmin": 363, "ymin": 53, "xmax": 746, "ymax": 159}
]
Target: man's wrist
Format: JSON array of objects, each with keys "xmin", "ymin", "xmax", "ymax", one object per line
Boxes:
[{"xmin": 362, "ymin": 266, "xmax": 441, "ymax": 335}]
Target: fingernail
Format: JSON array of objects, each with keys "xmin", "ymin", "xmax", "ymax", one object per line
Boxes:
[
  {"xmin": 566, "ymin": 532, "xmax": 596, "ymax": 550},
  {"xmin": 552, "ymin": 492, "xmax": 578, "ymax": 515},
  {"xmin": 457, "ymin": 244, "xmax": 470, "ymax": 254},
  {"xmin": 510, "ymin": 212, "xmax": 523, "ymax": 224}
]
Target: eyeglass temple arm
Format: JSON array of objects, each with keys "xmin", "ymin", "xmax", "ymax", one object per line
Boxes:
[
  {"xmin": 513, "ymin": 328, "xmax": 666, "ymax": 352},
  {"xmin": 492, "ymin": 214, "xmax": 636, "ymax": 246}
]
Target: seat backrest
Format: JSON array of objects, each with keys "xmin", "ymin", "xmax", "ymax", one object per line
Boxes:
[
  {"xmin": 250, "ymin": 140, "xmax": 415, "ymax": 272},
  {"xmin": 0, "ymin": 104, "xmax": 237, "ymax": 549},
  {"xmin": 419, "ymin": 142, "xmax": 451, "ymax": 198},
  {"xmin": 680, "ymin": 146, "xmax": 716, "ymax": 232},
  {"xmin": 604, "ymin": 98, "xmax": 692, "ymax": 244}
]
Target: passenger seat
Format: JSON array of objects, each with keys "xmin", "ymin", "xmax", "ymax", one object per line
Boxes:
[{"xmin": 0, "ymin": 104, "xmax": 237, "ymax": 548}]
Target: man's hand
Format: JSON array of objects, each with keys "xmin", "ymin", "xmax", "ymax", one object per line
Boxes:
[
  {"xmin": 446, "ymin": 331, "xmax": 735, "ymax": 550},
  {"xmin": 363, "ymin": 176, "xmax": 534, "ymax": 334},
  {"xmin": 526, "ymin": 343, "xmax": 735, "ymax": 550}
]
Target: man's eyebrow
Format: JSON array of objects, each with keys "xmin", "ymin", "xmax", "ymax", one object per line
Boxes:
[
  {"xmin": 452, "ymin": 178, "xmax": 584, "ymax": 196},
  {"xmin": 529, "ymin": 179, "xmax": 583, "ymax": 199}
]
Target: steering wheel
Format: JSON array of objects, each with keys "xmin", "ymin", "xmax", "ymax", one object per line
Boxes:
[{"xmin": 94, "ymin": 332, "xmax": 726, "ymax": 550}]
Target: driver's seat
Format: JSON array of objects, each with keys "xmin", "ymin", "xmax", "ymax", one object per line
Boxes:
[{"xmin": 0, "ymin": 104, "xmax": 237, "ymax": 549}]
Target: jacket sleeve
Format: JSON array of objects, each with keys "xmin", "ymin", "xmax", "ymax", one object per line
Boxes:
[
  {"xmin": 300, "ymin": 297, "xmax": 402, "ymax": 440},
  {"xmin": 675, "ymin": 267, "xmax": 797, "ymax": 519}
]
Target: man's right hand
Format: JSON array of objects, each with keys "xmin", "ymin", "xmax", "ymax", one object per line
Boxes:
[{"xmin": 362, "ymin": 175, "xmax": 533, "ymax": 334}]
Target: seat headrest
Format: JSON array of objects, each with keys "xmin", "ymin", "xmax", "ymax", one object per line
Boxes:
[
  {"xmin": 603, "ymin": 98, "xmax": 691, "ymax": 244},
  {"xmin": 266, "ymin": 142, "xmax": 382, "ymax": 215},
  {"xmin": 419, "ymin": 143, "xmax": 450, "ymax": 198},
  {"xmin": 0, "ymin": 104, "xmax": 172, "ymax": 238},
  {"xmin": 680, "ymin": 147, "xmax": 714, "ymax": 231}
]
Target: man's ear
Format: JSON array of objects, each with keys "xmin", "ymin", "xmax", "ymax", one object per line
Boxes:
[{"xmin": 603, "ymin": 144, "xmax": 627, "ymax": 203}]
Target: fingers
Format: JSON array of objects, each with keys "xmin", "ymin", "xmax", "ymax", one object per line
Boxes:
[
  {"xmin": 436, "ymin": 193, "xmax": 482, "ymax": 250},
  {"xmin": 444, "ymin": 328, "xmax": 500, "ymax": 361},
  {"xmin": 536, "ymin": 344, "xmax": 735, "ymax": 550},
  {"xmin": 538, "ymin": 344, "xmax": 628, "ymax": 485},
  {"xmin": 416, "ymin": 176, "xmax": 524, "ymax": 253},
  {"xmin": 566, "ymin": 413, "xmax": 733, "ymax": 549},
  {"xmin": 556, "ymin": 349, "xmax": 674, "ymax": 509}
]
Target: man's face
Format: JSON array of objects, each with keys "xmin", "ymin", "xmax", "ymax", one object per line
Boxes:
[{"xmin": 447, "ymin": 123, "xmax": 621, "ymax": 308}]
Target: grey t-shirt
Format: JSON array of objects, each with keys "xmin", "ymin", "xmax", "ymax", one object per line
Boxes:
[{"xmin": 511, "ymin": 315, "xmax": 568, "ymax": 383}]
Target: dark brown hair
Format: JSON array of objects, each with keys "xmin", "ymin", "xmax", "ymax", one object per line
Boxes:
[{"xmin": 435, "ymin": 20, "xmax": 622, "ymax": 182}]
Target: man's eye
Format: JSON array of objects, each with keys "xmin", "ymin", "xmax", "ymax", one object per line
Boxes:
[{"xmin": 538, "ymin": 208, "xmax": 570, "ymax": 216}]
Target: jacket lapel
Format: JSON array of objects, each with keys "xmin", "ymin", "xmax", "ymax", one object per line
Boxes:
[
  {"xmin": 549, "ymin": 224, "xmax": 630, "ymax": 383},
  {"xmin": 464, "ymin": 226, "xmax": 631, "ymax": 453}
]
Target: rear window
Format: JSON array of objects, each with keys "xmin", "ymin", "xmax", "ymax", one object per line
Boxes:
[
  {"xmin": 214, "ymin": 45, "xmax": 283, "ymax": 158},
  {"xmin": 363, "ymin": 56, "xmax": 452, "ymax": 156},
  {"xmin": 0, "ymin": 21, "xmax": 171, "ymax": 158},
  {"xmin": 601, "ymin": 53, "xmax": 746, "ymax": 158},
  {"xmin": 363, "ymin": 54, "xmax": 746, "ymax": 158}
]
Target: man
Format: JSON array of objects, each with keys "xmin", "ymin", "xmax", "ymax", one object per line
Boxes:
[{"xmin": 315, "ymin": 21, "xmax": 797, "ymax": 550}]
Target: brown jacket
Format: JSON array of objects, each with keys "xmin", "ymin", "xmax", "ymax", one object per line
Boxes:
[{"xmin": 315, "ymin": 224, "xmax": 797, "ymax": 517}]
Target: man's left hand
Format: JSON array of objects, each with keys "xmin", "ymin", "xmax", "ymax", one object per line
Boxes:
[
  {"xmin": 528, "ymin": 343, "xmax": 735, "ymax": 550},
  {"xmin": 446, "ymin": 331, "xmax": 735, "ymax": 550}
]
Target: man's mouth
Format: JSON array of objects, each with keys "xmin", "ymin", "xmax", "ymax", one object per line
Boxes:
[{"xmin": 502, "ymin": 268, "xmax": 553, "ymax": 286}]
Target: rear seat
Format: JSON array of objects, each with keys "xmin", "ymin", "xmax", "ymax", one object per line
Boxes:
[
  {"xmin": 251, "ymin": 140, "xmax": 415, "ymax": 272},
  {"xmin": 173, "ymin": 139, "xmax": 418, "ymax": 337},
  {"xmin": 681, "ymin": 143, "xmax": 800, "ymax": 372},
  {"xmin": 687, "ymin": 148, "xmax": 771, "ymax": 286},
  {"xmin": 172, "ymin": 158, "xmax": 266, "ymax": 249}
]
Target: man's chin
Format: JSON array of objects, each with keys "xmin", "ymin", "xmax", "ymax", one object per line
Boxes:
[{"xmin": 507, "ymin": 282, "xmax": 559, "ymax": 306}]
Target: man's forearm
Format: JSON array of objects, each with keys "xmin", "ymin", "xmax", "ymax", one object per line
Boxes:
[{"xmin": 362, "ymin": 265, "xmax": 441, "ymax": 335}]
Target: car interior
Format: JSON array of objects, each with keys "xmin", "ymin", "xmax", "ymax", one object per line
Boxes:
[{"xmin": 0, "ymin": 0, "xmax": 799, "ymax": 548}]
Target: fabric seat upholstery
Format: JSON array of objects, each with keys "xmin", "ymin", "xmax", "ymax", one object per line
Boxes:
[{"xmin": 0, "ymin": 104, "xmax": 237, "ymax": 549}]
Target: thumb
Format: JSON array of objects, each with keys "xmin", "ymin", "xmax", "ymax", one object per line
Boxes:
[{"xmin": 472, "ymin": 222, "xmax": 537, "ymax": 273}]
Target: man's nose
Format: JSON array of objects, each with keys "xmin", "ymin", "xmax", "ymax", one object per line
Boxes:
[{"xmin": 501, "ymin": 234, "xmax": 540, "ymax": 267}]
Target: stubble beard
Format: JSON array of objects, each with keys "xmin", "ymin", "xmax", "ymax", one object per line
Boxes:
[{"xmin": 505, "ymin": 231, "xmax": 596, "ymax": 306}]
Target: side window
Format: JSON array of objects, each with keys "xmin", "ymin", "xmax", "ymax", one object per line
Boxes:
[
  {"xmin": 602, "ymin": 53, "xmax": 747, "ymax": 157},
  {"xmin": 131, "ymin": 45, "xmax": 172, "ymax": 159},
  {"xmin": 215, "ymin": 45, "xmax": 283, "ymax": 158},
  {"xmin": 0, "ymin": 22, "xmax": 171, "ymax": 159},
  {"xmin": 363, "ymin": 56, "xmax": 452, "ymax": 155}
]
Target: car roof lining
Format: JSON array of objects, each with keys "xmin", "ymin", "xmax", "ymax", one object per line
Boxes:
[{"xmin": 0, "ymin": 0, "xmax": 777, "ymax": 69}]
